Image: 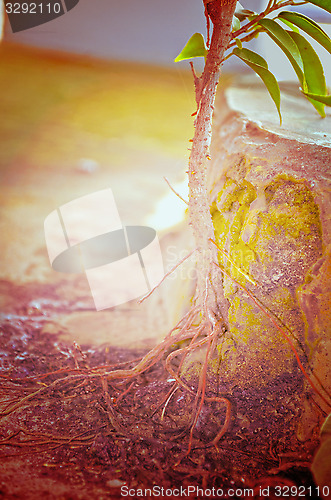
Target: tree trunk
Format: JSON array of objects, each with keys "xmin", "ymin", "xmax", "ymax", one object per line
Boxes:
[{"xmin": 188, "ymin": 0, "xmax": 237, "ymax": 321}]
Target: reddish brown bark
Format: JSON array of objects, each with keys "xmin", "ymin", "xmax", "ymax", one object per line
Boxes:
[{"xmin": 188, "ymin": 0, "xmax": 237, "ymax": 321}]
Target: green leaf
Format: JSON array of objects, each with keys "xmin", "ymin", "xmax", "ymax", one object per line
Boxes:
[
  {"xmin": 233, "ymin": 47, "xmax": 282, "ymax": 123},
  {"xmin": 301, "ymin": 91, "xmax": 331, "ymax": 106},
  {"xmin": 232, "ymin": 16, "xmax": 241, "ymax": 32},
  {"xmin": 305, "ymin": 0, "xmax": 331, "ymax": 14},
  {"xmin": 278, "ymin": 11, "xmax": 331, "ymax": 54},
  {"xmin": 174, "ymin": 33, "xmax": 208, "ymax": 63},
  {"xmin": 235, "ymin": 38, "xmax": 243, "ymax": 49},
  {"xmin": 233, "ymin": 47, "xmax": 268, "ymax": 68},
  {"xmin": 258, "ymin": 19, "xmax": 304, "ymax": 84},
  {"xmin": 278, "ymin": 17, "xmax": 300, "ymax": 33},
  {"xmin": 288, "ymin": 31, "xmax": 327, "ymax": 117},
  {"xmin": 234, "ymin": 2, "xmax": 256, "ymax": 22}
]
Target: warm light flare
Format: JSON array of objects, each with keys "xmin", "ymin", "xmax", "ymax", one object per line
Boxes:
[{"xmin": 146, "ymin": 180, "xmax": 189, "ymax": 232}]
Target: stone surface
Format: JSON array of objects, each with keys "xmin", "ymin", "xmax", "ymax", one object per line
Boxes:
[{"xmin": 207, "ymin": 76, "xmax": 331, "ymax": 423}]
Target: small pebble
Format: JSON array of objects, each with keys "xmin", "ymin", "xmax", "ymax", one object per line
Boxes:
[{"xmin": 76, "ymin": 158, "xmax": 99, "ymax": 174}]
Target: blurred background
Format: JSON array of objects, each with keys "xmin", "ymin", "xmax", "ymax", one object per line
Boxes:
[{"xmin": 2, "ymin": 0, "xmax": 331, "ymax": 80}]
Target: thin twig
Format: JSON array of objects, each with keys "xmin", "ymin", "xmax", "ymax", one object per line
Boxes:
[
  {"xmin": 161, "ymin": 386, "xmax": 179, "ymax": 421},
  {"xmin": 164, "ymin": 176, "xmax": 188, "ymax": 205},
  {"xmin": 138, "ymin": 249, "xmax": 197, "ymax": 304}
]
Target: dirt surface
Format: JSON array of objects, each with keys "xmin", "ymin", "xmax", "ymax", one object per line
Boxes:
[{"xmin": 0, "ymin": 287, "xmax": 323, "ymax": 499}]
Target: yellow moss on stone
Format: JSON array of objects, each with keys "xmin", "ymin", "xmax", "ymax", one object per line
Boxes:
[
  {"xmin": 206, "ymin": 170, "xmax": 323, "ymax": 388},
  {"xmin": 210, "ymin": 201, "xmax": 229, "ymax": 249},
  {"xmin": 258, "ymin": 197, "xmax": 320, "ymax": 241},
  {"xmin": 228, "ymin": 296, "xmax": 262, "ymax": 344},
  {"xmin": 262, "ymin": 176, "xmax": 321, "ymax": 239},
  {"xmin": 246, "ymin": 179, "xmax": 322, "ymax": 270},
  {"xmin": 211, "ymin": 176, "xmax": 257, "ymax": 287}
]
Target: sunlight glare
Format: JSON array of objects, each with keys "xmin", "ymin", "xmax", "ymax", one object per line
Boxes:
[{"xmin": 146, "ymin": 180, "xmax": 189, "ymax": 232}]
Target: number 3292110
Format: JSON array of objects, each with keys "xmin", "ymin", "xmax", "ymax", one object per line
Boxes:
[{"xmin": 5, "ymin": 3, "xmax": 62, "ymax": 14}]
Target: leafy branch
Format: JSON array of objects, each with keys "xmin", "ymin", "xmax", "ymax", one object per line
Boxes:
[{"xmin": 175, "ymin": 0, "xmax": 331, "ymax": 121}]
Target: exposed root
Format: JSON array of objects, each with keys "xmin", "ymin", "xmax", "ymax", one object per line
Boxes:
[
  {"xmin": 1, "ymin": 236, "xmax": 330, "ymax": 464},
  {"xmin": 163, "ymin": 176, "xmax": 188, "ymax": 205},
  {"xmin": 0, "ymin": 427, "xmax": 101, "ymax": 449},
  {"xmin": 139, "ymin": 249, "xmax": 196, "ymax": 304},
  {"xmin": 160, "ymin": 385, "xmax": 179, "ymax": 421},
  {"xmin": 0, "ymin": 296, "xmax": 231, "ymax": 454}
]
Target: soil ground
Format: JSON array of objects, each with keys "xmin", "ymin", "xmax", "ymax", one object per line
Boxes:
[{"xmin": 0, "ymin": 282, "xmax": 322, "ymax": 499}]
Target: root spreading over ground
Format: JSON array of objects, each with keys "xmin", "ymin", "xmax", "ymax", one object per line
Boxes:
[{"xmin": 1, "ymin": 247, "xmax": 330, "ymax": 497}]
